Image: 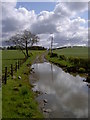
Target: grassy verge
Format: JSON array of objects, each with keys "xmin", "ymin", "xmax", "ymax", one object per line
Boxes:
[
  {"xmin": 2, "ymin": 51, "xmax": 44, "ymax": 118},
  {"xmin": 46, "ymin": 53, "xmax": 71, "ymax": 68},
  {"xmin": 0, "ymin": 89, "xmax": 2, "ymax": 120},
  {"xmin": 46, "ymin": 52, "xmax": 89, "ymax": 76}
]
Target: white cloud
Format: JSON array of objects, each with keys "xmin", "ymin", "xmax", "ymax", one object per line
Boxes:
[
  {"xmin": 2, "ymin": 2, "xmax": 88, "ymax": 47},
  {"xmin": 54, "ymin": 2, "xmax": 73, "ymax": 17},
  {"xmin": 2, "ymin": 2, "xmax": 36, "ymax": 41},
  {"xmin": 64, "ymin": 2, "xmax": 88, "ymax": 12}
]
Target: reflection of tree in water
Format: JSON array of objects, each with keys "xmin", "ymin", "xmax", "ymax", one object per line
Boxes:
[{"xmin": 51, "ymin": 63, "xmax": 54, "ymax": 82}]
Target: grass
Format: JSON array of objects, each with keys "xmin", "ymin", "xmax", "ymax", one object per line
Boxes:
[
  {"xmin": 46, "ymin": 54, "xmax": 71, "ymax": 67},
  {"xmin": 2, "ymin": 50, "xmax": 44, "ymax": 69},
  {"xmin": 2, "ymin": 50, "xmax": 44, "ymax": 76},
  {"xmin": 0, "ymin": 50, "xmax": 2, "ymax": 119},
  {"xmin": 2, "ymin": 50, "xmax": 25, "ymax": 70},
  {"xmin": 2, "ymin": 50, "xmax": 25, "ymax": 60},
  {"xmin": 53, "ymin": 47, "xmax": 88, "ymax": 59},
  {"xmin": 46, "ymin": 47, "xmax": 89, "ymax": 74},
  {"xmin": 2, "ymin": 50, "xmax": 44, "ymax": 118},
  {"xmin": 1, "ymin": 47, "xmax": 89, "ymax": 118},
  {"xmin": 0, "ymin": 88, "xmax": 2, "ymax": 120}
]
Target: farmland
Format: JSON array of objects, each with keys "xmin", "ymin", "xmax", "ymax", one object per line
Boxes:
[
  {"xmin": 46, "ymin": 47, "xmax": 89, "ymax": 75},
  {"xmin": 2, "ymin": 50, "xmax": 44, "ymax": 73},
  {"xmin": 2, "ymin": 50, "xmax": 26, "ymax": 70},
  {"xmin": 2, "ymin": 50, "xmax": 44, "ymax": 118},
  {"xmin": 2, "ymin": 47, "xmax": 89, "ymax": 118},
  {"xmin": 2, "ymin": 47, "xmax": 88, "ymax": 71},
  {"xmin": 53, "ymin": 47, "xmax": 88, "ymax": 59}
]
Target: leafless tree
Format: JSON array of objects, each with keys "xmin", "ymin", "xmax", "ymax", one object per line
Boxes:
[{"xmin": 9, "ymin": 30, "xmax": 39, "ymax": 58}]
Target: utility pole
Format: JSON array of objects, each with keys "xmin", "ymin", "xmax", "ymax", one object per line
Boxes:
[{"xmin": 51, "ymin": 34, "xmax": 53, "ymax": 55}]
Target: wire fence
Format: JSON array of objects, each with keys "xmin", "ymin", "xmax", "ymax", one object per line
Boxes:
[{"xmin": 2, "ymin": 58, "xmax": 27, "ymax": 84}]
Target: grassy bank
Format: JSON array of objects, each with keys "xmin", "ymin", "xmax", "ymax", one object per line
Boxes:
[
  {"xmin": 46, "ymin": 47, "xmax": 89, "ymax": 75},
  {"xmin": 53, "ymin": 47, "xmax": 88, "ymax": 59},
  {"xmin": 0, "ymin": 89, "xmax": 2, "ymax": 120},
  {"xmin": 2, "ymin": 50, "xmax": 44, "ymax": 118}
]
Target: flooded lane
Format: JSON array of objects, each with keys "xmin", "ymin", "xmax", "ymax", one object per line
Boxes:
[{"xmin": 31, "ymin": 62, "xmax": 88, "ymax": 118}]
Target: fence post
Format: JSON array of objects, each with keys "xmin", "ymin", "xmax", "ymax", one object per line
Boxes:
[
  {"xmin": 4, "ymin": 67, "xmax": 7, "ymax": 84},
  {"xmin": 11, "ymin": 64, "xmax": 13, "ymax": 78},
  {"xmin": 15, "ymin": 62, "xmax": 17, "ymax": 71}
]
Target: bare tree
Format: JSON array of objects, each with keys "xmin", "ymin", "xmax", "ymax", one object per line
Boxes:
[{"xmin": 9, "ymin": 30, "xmax": 39, "ymax": 58}]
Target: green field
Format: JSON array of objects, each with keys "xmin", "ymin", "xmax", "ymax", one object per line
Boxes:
[
  {"xmin": 46, "ymin": 47, "xmax": 89, "ymax": 74},
  {"xmin": 2, "ymin": 50, "xmax": 44, "ymax": 118},
  {"xmin": 2, "ymin": 47, "xmax": 88, "ymax": 70},
  {"xmin": 53, "ymin": 47, "xmax": 88, "ymax": 59},
  {"xmin": 1, "ymin": 47, "xmax": 89, "ymax": 118},
  {"xmin": 2, "ymin": 50, "xmax": 44, "ymax": 72},
  {"xmin": 2, "ymin": 50, "xmax": 25, "ymax": 70}
]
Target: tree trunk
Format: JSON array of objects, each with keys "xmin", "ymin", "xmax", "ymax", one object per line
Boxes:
[{"xmin": 26, "ymin": 40, "xmax": 29, "ymax": 58}]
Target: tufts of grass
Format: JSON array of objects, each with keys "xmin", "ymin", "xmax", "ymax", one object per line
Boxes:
[
  {"xmin": 46, "ymin": 49, "xmax": 89, "ymax": 74},
  {"xmin": 20, "ymin": 86, "xmax": 28, "ymax": 96},
  {"xmin": 2, "ymin": 50, "xmax": 44, "ymax": 118}
]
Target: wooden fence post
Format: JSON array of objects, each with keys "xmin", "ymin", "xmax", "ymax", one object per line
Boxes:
[
  {"xmin": 11, "ymin": 64, "xmax": 13, "ymax": 78},
  {"xmin": 4, "ymin": 67, "xmax": 7, "ymax": 84}
]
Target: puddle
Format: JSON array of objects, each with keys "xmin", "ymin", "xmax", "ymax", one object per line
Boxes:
[{"xmin": 30, "ymin": 62, "xmax": 88, "ymax": 118}]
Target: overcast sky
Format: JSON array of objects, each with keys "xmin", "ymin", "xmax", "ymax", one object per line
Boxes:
[{"xmin": 1, "ymin": 0, "xmax": 89, "ymax": 48}]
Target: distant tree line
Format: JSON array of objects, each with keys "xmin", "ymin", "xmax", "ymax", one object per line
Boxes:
[
  {"xmin": 28, "ymin": 46, "xmax": 46, "ymax": 50},
  {"xmin": 6, "ymin": 45, "xmax": 46, "ymax": 50},
  {"xmin": 53, "ymin": 46, "xmax": 87, "ymax": 50},
  {"xmin": 7, "ymin": 46, "xmax": 17, "ymax": 50}
]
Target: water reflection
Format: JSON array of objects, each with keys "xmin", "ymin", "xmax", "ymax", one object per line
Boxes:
[
  {"xmin": 31, "ymin": 62, "xmax": 88, "ymax": 118},
  {"xmin": 51, "ymin": 63, "xmax": 53, "ymax": 82}
]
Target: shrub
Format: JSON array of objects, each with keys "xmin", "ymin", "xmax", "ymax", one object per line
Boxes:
[
  {"xmin": 59, "ymin": 62, "xmax": 67, "ymax": 67},
  {"xmin": 59, "ymin": 55, "xmax": 66, "ymax": 60},
  {"xmin": 67, "ymin": 66, "xmax": 76, "ymax": 72},
  {"xmin": 68, "ymin": 57, "xmax": 81, "ymax": 66},
  {"xmin": 68, "ymin": 57, "xmax": 75, "ymax": 63},
  {"xmin": 78, "ymin": 67, "xmax": 86, "ymax": 73},
  {"xmin": 73, "ymin": 58, "xmax": 80, "ymax": 64},
  {"xmin": 79, "ymin": 59, "xmax": 88, "ymax": 68},
  {"xmin": 50, "ymin": 53, "xmax": 58, "ymax": 58}
]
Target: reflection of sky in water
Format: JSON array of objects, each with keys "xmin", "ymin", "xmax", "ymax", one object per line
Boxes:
[{"xmin": 32, "ymin": 62, "xmax": 88, "ymax": 118}]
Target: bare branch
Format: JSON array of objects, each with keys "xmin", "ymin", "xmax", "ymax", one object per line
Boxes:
[{"xmin": 7, "ymin": 30, "xmax": 39, "ymax": 58}]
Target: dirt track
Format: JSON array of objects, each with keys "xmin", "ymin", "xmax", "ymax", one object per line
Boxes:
[
  {"xmin": 29, "ymin": 51, "xmax": 48, "ymax": 84},
  {"xmin": 33, "ymin": 51, "xmax": 48, "ymax": 64}
]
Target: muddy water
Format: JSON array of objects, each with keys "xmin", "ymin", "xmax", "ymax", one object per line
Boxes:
[{"xmin": 31, "ymin": 62, "xmax": 88, "ymax": 118}]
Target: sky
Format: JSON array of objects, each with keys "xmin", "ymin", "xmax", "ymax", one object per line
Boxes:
[
  {"xmin": 1, "ymin": 1, "xmax": 89, "ymax": 48},
  {"xmin": 16, "ymin": 2, "xmax": 56, "ymax": 14}
]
